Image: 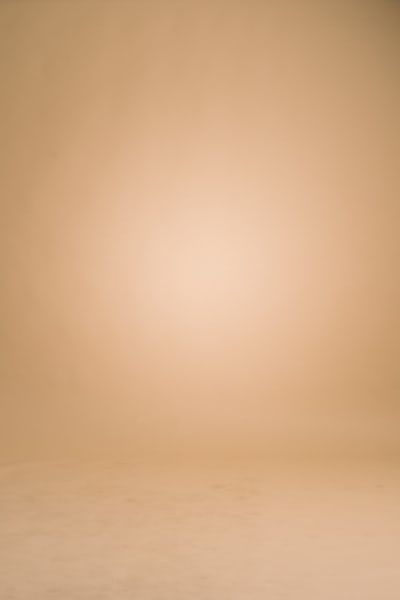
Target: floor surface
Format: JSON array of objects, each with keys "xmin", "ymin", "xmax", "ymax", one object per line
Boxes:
[{"xmin": 1, "ymin": 459, "xmax": 399, "ymax": 599}]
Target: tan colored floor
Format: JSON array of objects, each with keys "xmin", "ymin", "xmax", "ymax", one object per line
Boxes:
[{"xmin": 1, "ymin": 460, "xmax": 399, "ymax": 599}]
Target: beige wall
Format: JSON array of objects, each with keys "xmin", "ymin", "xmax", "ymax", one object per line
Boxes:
[{"xmin": 0, "ymin": 1, "xmax": 399, "ymax": 460}]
